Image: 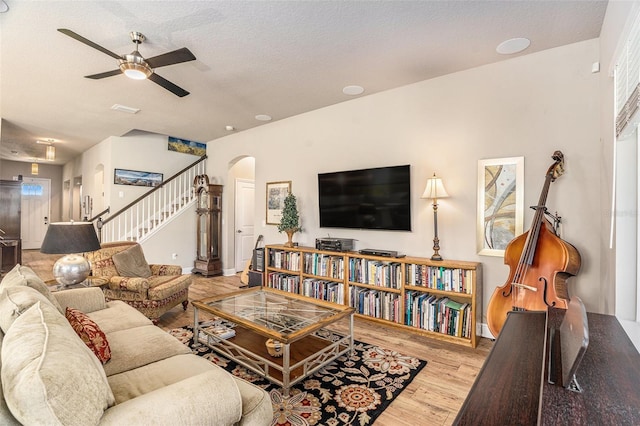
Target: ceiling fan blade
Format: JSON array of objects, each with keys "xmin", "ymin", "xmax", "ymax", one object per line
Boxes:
[
  {"xmin": 58, "ymin": 29, "xmax": 122, "ymax": 60},
  {"xmin": 85, "ymin": 69, "xmax": 122, "ymax": 79},
  {"xmin": 145, "ymin": 48, "xmax": 196, "ymax": 69},
  {"xmin": 148, "ymin": 73, "xmax": 190, "ymax": 97}
]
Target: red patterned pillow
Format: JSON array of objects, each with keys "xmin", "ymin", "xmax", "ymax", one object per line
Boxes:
[{"xmin": 65, "ymin": 307, "xmax": 111, "ymax": 364}]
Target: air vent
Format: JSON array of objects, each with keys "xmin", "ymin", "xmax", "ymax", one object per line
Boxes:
[{"xmin": 111, "ymin": 104, "xmax": 140, "ymax": 114}]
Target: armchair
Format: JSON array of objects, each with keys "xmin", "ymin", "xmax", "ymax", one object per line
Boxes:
[{"xmin": 86, "ymin": 241, "xmax": 191, "ymax": 323}]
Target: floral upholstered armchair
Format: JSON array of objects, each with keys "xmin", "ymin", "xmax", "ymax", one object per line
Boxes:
[{"xmin": 86, "ymin": 241, "xmax": 191, "ymax": 322}]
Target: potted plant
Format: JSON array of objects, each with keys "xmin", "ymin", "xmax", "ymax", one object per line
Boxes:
[{"xmin": 277, "ymin": 193, "xmax": 301, "ymax": 247}]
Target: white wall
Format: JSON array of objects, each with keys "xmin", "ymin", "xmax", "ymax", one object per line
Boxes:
[{"xmin": 207, "ymin": 39, "xmax": 602, "ymax": 328}]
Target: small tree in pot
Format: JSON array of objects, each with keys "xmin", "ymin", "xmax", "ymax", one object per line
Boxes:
[{"xmin": 278, "ymin": 193, "xmax": 301, "ymax": 247}]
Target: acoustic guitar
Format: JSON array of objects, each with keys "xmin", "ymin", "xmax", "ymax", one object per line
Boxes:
[{"xmin": 240, "ymin": 234, "xmax": 263, "ymax": 285}]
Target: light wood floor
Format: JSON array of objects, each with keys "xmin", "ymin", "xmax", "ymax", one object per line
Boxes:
[{"xmin": 22, "ymin": 251, "xmax": 492, "ymax": 425}]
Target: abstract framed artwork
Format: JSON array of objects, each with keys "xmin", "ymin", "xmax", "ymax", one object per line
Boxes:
[
  {"xmin": 477, "ymin": 157, "xmax": 524, "ymax": 256},
  {"xmin": 266, "ymin": 181, "xmax": 291, "ymax": 225},
  {"xmin": 114, "ymin": 168, "xmax": 163, "ymax": 187}
]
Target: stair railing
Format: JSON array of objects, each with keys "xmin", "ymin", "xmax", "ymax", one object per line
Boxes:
[{"xmin": 99, "ymin": 156, "xmax": 206, "ymax": 243}]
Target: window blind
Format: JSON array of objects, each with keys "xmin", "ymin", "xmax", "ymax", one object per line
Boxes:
[{"xmin": 616, "ymin": 12, "xmax": 640, "ymax": 138}]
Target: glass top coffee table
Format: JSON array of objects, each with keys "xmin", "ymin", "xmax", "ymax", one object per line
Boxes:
[{"xmin": 192, "ymin": 287, "xmax": 354, "ymax": 396}]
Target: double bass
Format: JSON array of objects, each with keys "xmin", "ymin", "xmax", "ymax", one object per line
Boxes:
[{"xmin": 486, "ymin": 151, "xmax": 581, "ymax": 337}]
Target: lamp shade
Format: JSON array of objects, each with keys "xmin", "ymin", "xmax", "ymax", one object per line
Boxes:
[
  {"xmin": 45, "ymin": 145, "xmax": 55, "ymax": 161},
  {"xmin": 40, "ymin": 222, "xmax": 100, "ymax": 254},
  {"xmin": 421, "ymin": 174, "xmax": 449, "ymax": 200}
]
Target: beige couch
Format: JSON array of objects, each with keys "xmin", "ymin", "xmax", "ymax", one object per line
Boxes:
[{"xmin": 0, "ymin": 265, "xmax": 272, "ymax": 425}]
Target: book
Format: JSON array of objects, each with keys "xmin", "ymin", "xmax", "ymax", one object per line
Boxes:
[{"xmin": 199, "ymin": 324, "xmax": 236, "ymax": 342}]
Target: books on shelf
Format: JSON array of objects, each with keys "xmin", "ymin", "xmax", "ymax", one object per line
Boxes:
[
  {"xmin": 405, "ymin": 264, "xmax": 473, "ymax": 294},
  {"xmin": 303, "ymin": 253, "xmax": 344, "ymax": 279},
  {"xmin": 302, "ymin": 278, "xmax": 344, "ymax": 304},
  {"xmin": 267, "ymin": 272, "xmax": 300, "ymax": 293},
  {"xmin": 349, "ymin": 258, "xmax": 402, "ymax": 289},
  {"xmin": 405, "ymin": 290, "xmax": 471, "ymax": 338},
  {"xmin": 269, "ymin": 250, "xmax": 301, "ymax": 271},
  {"xmin": 349, "ymin": 286, "xmax": 401, "ymax": 323}
]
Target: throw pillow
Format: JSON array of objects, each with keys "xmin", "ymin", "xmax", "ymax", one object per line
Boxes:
[
  {"xmin": 66, "ymin": 307, "xmax": 111, "ymax": 364},
  {"xmin": 0, "ymin": 286, "xmax": 53, "ymax": 333},
  {"xmin": 0, "ymin": 264, "xmax": 64, "ymax": 313},
  {"xmin": 111, "ymin": 244, "xmax": 152, "ymax": 278}
]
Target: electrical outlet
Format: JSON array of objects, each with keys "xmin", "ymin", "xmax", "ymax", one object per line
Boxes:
[{"xmin": 171, "ymin": 253, "xmax": 178, "ymax": 259}]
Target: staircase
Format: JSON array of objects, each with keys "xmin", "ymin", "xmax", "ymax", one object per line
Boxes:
[{"xmin": 98, "ymin": 157, "xmax": 206, "ymax": 243}]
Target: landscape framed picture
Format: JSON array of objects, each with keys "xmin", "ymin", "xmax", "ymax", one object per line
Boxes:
[
  {"xmin": 168, "ymin": 136, "xmax": 206, "ymax": 157},
  {"xmin": 266, "ymin": 181, "xmax": 291, "ymax": 225},
  {"xmin": 477, "ymin": 157, "xmax": 524, "ymax": 256},
  {"xmin": 114, "ymin": 168, "xmax": 163, "ymax": 187}
]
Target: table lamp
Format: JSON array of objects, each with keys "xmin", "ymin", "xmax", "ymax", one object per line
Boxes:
[
  {"xmin": 421, "ymin": 173, "xmax": 449, "ymax": 261},
  {"xmin": 40, "ymin": 221, "xmax": 101, "ymax": 285}
]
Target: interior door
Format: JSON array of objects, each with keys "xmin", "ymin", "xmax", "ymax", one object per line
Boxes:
[
  {"xmin": 21, "ymin": 177, "xmax": 51, "ymax": 249},
  {"xmin": 234, "ymin": 179, "xmax": 255, "ymax": 271}
]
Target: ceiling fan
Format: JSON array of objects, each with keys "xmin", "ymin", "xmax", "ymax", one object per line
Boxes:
[{"xmin": 58, "ymin": 29, "xmax": 196, "ymax": 97}]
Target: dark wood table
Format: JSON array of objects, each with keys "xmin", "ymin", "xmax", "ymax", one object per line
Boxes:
[{"xmin": 454, "ymin": 309, "xmax": 640, "ymax": 425}]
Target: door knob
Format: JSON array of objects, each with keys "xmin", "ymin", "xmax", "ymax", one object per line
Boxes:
[{"xmin": 237, "ymin": 230, "xmax": 242, "ymax": 233}]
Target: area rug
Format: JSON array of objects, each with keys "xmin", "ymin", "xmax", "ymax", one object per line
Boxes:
[{"xmin": 169, "ymin": 323, "xmax": 427, "ymax": 426}]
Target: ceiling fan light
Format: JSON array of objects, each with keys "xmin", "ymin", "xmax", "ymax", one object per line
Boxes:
[{"xmin": 119, "ymin": 61, "xmax": 152, "ymax": 80}]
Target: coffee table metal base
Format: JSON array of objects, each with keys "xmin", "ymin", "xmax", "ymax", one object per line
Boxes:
[{"xmin": 194, "ymin": 309, "xmax": 353, "ymax": 396}]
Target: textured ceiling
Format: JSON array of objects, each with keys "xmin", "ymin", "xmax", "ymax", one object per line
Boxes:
[{"xmin": 0, "ymin": 1, "xmax": 607, "ymax": 165}]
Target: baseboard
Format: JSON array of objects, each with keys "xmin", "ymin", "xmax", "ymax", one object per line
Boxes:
[
  {"xmin": 223, "ymin": 268, "xmax": 237, "ymax": 277},
  {"xmin": 479, "ymin": 322, "xmax": 496, "ymax": 340},
  {"xmin": 619, "ymin": 318, "xmax": 640, "ymax": 352}
]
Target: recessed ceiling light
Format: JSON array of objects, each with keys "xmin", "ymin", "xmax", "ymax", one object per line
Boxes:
[
  {"xmin": 496, "ymin": 38, "xmax": 531, "ymax": 55},
  {"xmin": 343, "ymin": 85, "xmax": 365, "ymax": 96},
  {"xmin": 225, "ymin": 125, "xmax": 236, "ymax": 131},
  {"xmin": 255, "ymin": 114, "xmax": 272, "ymax": 122}
]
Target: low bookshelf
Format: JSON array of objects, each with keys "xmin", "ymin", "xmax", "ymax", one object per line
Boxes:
[{"xmin": 264, "ymin": 244, "xmax": 483, "ymax": 348}]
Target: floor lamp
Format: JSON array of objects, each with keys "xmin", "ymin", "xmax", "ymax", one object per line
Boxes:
[{"xmin": 422, "ymin": 173, "xmax": 449, "ymax": 261}]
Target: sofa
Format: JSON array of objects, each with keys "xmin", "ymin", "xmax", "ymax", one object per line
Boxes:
[
  {"xmin": 0, "ymin": 264, "xmax": 273, "ymax": 425},
  {"xmin": 85, "ymin": 241, "xmax": 192, "ymax": 322}
]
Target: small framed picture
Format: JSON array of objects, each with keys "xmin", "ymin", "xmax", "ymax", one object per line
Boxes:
[
  {"xmin": 266, "ymin": 181, "xmax": 291, "ymax": 225},
  {"xmin": 477, "ymin": 157, "xmax": 524, "ymax": 256}
]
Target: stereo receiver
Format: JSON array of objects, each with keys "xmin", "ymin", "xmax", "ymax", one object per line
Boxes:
[{"xmin": 315, "ymin": 238, "xmax": 355, "ymax": 252}]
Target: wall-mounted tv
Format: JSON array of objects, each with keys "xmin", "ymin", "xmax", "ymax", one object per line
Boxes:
[{"xmin": 318, "ymin": 165, "xmax": 411, "ymax": 231}]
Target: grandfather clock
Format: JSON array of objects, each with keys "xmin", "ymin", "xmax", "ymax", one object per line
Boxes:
[{"xmin": 193, "ymin": 175, "xmax": 223, "ymax": 276}]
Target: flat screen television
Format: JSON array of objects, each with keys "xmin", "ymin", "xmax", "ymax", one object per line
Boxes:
[{"xmin": 318, "ymin": 165, "xmax": 411, "ymax": 231}]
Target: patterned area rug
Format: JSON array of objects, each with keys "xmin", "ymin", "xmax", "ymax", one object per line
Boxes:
[{"xmin": 169, "ymin": 323, "xmax": 427, "ymax": 426}]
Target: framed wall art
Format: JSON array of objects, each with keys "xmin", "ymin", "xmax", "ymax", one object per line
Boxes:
[
  {"xmin": 266, "ymin": 181, "xmax": 291, "ymax": 225},
  {"xmin": 168, "ymin": 136, "xmax": 206, "ymax": 157},
  {"xmin": 114, "ymin": 168, "xmax": 163, "ymax": 187},
  {"xmin": 477, "ymin": 157, "xmax": 524, "ymax": 256}
]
